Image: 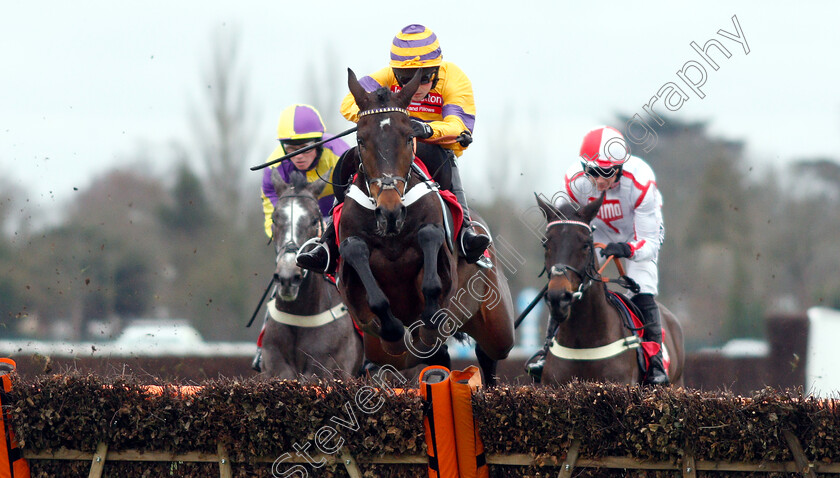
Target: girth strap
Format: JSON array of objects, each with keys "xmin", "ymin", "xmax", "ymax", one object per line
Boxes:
[
  {"xmin": 549, "ymin": 335, "xmax": 641, "ymax": 361},
  {"xmin": 268, "ymin": 302, "xmax": 348, "ymax": 327}
]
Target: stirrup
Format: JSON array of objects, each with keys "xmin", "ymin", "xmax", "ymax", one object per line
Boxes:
[
  {"xmin": 459, "ymin": 220, "xmax": 492, "ymax": 263},
  {"xmin": 295, "ymin": 237, "xmax": 330, "ymax": 273}
]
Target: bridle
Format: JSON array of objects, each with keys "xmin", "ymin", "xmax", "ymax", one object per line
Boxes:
[
  {"xmin": 273, "ymin": 193, "xmax": 325, "ymax": 280},
  {"xmin": 545, "ymin": 219, "xmax": 603, "ymax": 302},
  {"xmin": 355, "ymin": 106, "xmax": 413, "ymax": 203}
]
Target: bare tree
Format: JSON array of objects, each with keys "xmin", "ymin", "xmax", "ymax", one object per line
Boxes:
[{"xmin": 190, "ymin": 25, "xmax": 257, "ymax": 228}]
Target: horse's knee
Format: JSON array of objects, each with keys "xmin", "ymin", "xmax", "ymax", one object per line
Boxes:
[
  {"xmin": 418, "ymin": 223, "xmax": 445, "ymax": 246},
  {"xmin": 340, "ymin": 236, "xmax": 369, "ymax": 265}
]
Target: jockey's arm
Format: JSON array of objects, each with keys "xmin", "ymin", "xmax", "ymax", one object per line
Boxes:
[
  {"xmin": 340, "ymin": 64, "xmax": 476, "ymax": 156},
  {"xmin": 261, "ymin": 167, "xmax": 278, "ymax": 239},
  {"xmin": 628, "ymin": 190, "xmax": 663, "ymax": 262}
]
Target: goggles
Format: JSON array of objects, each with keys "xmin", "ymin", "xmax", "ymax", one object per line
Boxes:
[
  {"xmin": 393, "ymin": 67, "xmax": 438, "ymax": 87},
  {"xmin": 281, "ymin": 140, "xmax": 318, "ymax": 153},
  {"xmin": 583, "ymin": 164, "xmax": 620, "ymax": 179}
]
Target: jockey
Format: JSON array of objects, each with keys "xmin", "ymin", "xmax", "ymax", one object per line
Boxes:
[
  {"xmin": 261, "ymin": 103, "xmax": 350, "ymax": 236},
  {"xmin": 527, "ymin": 126, "xmax": 669, "ymax": 386},
  {"xmin": 295, "ymin": 24, "xmax": 490, "ymax": 273},
  {"xmin": 253, "ymin": 103, "xmax": 349, "ymax": 372}
]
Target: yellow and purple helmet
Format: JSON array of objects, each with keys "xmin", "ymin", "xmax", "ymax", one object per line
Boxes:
[
  {"xmin": 276, "ymin": 104, "xmax": 326, "ymax": 144},
  {"xmin": 389, "ymin": 24, "xmax": 442, "ymax": 69}
]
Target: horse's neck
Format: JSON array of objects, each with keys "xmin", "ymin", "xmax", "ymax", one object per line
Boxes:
[
  {"xmin": 275, "ymin": 274, "xmax": 338, "ymax": 315},
  {"xmin": 563, "ymin": 282, "xmax": 619, "ymax": 339}
]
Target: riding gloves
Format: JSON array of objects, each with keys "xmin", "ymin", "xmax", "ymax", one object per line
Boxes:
[
  {"xmin": 410, "ymin": 119, "xmax": 433, "ymax": 139},
  {"xmin": 601, "ymin": 242, "xmax": 632, "ymax": 259}
]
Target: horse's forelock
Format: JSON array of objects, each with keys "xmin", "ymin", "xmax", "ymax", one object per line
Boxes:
[
  {"xmin": 558, "ymin": 202, "xmax": 584, "ymax": 222},
  {"xmin": 373, "ymin": 87, "xmax": 392, "ymax": 107}
]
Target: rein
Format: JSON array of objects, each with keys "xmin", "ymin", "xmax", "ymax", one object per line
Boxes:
[
  {"xmin": 545, "ymin": 219, "xmax": 603, "ymax": 300},
  {"xmin": 273, "ymin": 193, "xmax": 326, "ymax": 281},
  {"xmin": 346, "ymin": 106, "xmax": 441, "ymax": 210},
  {"xmin": 543, "ymin": 219, "xmax": 642, "ymax": 361},
  {"xmin": 545, "ymin": 220, "xmax": 631, "ymax": 296}
]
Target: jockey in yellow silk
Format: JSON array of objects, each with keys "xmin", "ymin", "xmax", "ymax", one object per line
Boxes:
[{"xmin": 295, "ymin": 24, "xmax": 490, "ymax": 274}]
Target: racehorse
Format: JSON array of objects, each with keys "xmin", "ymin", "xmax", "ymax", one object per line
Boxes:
[
  {"xmin": 535, "ymin": 193, "xmax": 685, "ymax": 386},
  {"xmin": 335, "ymin": 69, "xmax": 514, "ymax": 385},
  {"xmin": 260, "ymin": 170, "xmax": 363, "ymax": 379}
]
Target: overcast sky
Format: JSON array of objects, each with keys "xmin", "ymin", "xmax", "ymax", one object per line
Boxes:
[{"xmin": 2, "ymin": 1, "xmax": 839, "ymax": 222}]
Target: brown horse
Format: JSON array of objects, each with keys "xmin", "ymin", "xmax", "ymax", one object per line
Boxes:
[
  {"xmin": 535, "ymin": 193, "xmax": 685, "ymax": 386},
  {"xmin": 260, "ymin": 170, "xmax": 363, "ymax": 379},
  {"xmin": 336, "ymin": 69, "xmax": 514, "ymax": 385}
]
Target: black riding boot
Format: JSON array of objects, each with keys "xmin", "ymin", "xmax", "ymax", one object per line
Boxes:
[
  {"xmin": 295, "ymin": 218, "xmax": 339, "ymax": 274},
  {"xmin": 631, "ymin": 293, "xmax": 669, "ymax": 385},
  {"xmin": 525, "ymin": 315, "xmax": 560, "ymax": 383},
  {"xmin": 450, "ymin": 162, "xmax": 490, "ymax": 263}
]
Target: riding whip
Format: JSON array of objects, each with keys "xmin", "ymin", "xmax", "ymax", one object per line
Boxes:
[
  {"xmin": 514, "ymin": 283, "xmax": 549, "ymax": 329},
  {"xmin": 246, "ymin": 276, "xmax": 275, "ymax": 327},
  {"xmin": 250, "ymin": 126, "xmax": 358, "ymax": 171}
]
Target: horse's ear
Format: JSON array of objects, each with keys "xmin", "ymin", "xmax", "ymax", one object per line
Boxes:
[
  {"xmin": 393, "ymin": 70, "xmax": 422, "ymax": 109},
  {"xmin": 535, "ymin": 193, "xmax": 560, "ymax": 222},
  {"xmin": 348, "ymin": 68, "xmax": 370, "ymax": 112},
  {"xmin": 581, "ymin": 192, "xmax": 606, "ymax": 223},
  {"xmin": 306, "ymin": 177, "xmax": 328, "ymax": 198},
  {"xmin": 271, "ymin": 168, "xmax": 289, "ymax": 196}
]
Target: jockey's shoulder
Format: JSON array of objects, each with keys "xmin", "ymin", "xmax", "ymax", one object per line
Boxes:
[{"xmin": 619, "ymin": 155, "xmax": 656, "ymax": 182}]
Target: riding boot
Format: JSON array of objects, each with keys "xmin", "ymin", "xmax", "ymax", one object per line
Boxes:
[
  {"xmin": 525, "ymin": 315, "xmax": 560, "ymax": 383},
  {"xmin": 631, "ymin": 293, "xmax": 669, "ymax": 386},
  {"xmin": 251, "ymin": 348, "xmax": 262, "ymax": 373},
  {"xmin": 295, "ymin": 218, "xmax": 340, "ymax": 274},
  {"xmin": 450, "ymin": 161, "xmax": 490, "ymax": 263}
]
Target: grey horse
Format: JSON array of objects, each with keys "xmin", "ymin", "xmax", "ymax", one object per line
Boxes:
[{"xmin": 260, "ymin": 169, "xmax": 363, "ymax": 379}]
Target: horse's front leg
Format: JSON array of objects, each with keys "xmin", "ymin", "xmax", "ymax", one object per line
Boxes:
[
  {"xmin": 418, "ymin": 223, "xmax": 445, "ymax": 327},
  {"xmin": 339, "ymin": 236, "xmax": 404, "ymax": 344}
]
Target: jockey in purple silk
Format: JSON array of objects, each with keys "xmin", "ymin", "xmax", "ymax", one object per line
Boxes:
[{"xmin": 252, "ymin": 104, "xmax": 349, "ymax": 372}]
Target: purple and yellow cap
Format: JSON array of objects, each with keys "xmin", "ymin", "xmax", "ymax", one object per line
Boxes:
[{"xmin": 389, "ymin": 24, "xmax": 442, "ymax": 69}]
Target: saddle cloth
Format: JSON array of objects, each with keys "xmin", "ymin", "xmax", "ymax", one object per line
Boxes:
[
  {"xmin": 332, "ymin": 157, "xmax": 464, "ymax": 246},
  {"xmin": 606, "ymin": 290, "xmax": 671, "ymax": 377}
]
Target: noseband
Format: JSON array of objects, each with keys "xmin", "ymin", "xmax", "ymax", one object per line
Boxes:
[
  {"xmin": 274, "ymin": 193, "xmax": 325, "ymax": 279},
  {"xmin": 356, "ymin": 107, "xmax": 413, "ymax": 202},
  {"xmin": 545, "ymin": 219, "xmax": 602, "ymax": 300}
]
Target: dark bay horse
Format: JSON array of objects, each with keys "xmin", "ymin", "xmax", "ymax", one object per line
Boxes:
[
  {"xmin": 535, "ymin": 193, "xmax": 684, "ymax": 386},
  {"xmin": 336, "ymin": 68, "xmax": 514, "ymax": 385},
  {"xmin": 260, "ymin": 170, "xmax": 363, "ymax": 379}
]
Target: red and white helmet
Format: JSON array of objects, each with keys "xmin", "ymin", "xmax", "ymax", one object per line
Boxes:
[{"xmin": 579, "ymin": 126, "xmax": 631, "ymax": 169}]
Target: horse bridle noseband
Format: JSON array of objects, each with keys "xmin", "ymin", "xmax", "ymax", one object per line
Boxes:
[
  {"xmin": 545, "ymin": 219, "xmax": 602, "ymax": 301},
  {"xmin": 273, "ymin": 193, "xmax": 325, "ymax": 279},
  {"xmin": 356, "ymin": 107, "xmax": 414, "ymax": 201}
]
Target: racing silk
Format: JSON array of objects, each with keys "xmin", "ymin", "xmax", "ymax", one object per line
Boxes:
[
  {"xmin": 261, "ymin": 135, "xmax": 350, "ymax": 237},
  {"xmin": 340, "ymin": 61, "xmax": 476, "ymax": 157},
  {"xmin": 563, "ymin": 155, "xmax": 664, "ymax": 263}
]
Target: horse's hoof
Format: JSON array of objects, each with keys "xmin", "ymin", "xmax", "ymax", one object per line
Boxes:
[{"xmin": 380, "ymin": 337, "xmax": 407, "ymax": 356}]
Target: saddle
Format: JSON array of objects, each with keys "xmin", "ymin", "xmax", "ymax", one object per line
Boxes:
[{"xmin": 606, "ymin": 290, "xmax": 670, "ymax": 378}]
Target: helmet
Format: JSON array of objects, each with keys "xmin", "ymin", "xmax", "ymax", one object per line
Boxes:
[
  {"xmin": 276, "ymin": 104, "xmax": 325, "ymax": 143},
  {"xmin": 579, "ymin": 126, "xmax": 631, "ymax": 169},
  {"xmin": 389, "ymin": 24, "xmax": 443, "ymax": 69}
]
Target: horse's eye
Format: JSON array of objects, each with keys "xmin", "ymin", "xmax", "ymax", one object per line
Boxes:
[
  {"xmin": 357, "ymin": 138, "xmax": 365, "ymax": 149},
  {"xmin": 311, "ymin": 218, "xmax": 320, "ymax": 227}
]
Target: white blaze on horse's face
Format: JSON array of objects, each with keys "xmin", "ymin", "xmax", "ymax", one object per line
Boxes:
[{"xmin": 380, "ymin": 117, "xmax": 391, "ymax": 130}]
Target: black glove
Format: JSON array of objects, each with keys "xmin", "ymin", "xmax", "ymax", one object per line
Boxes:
[
  {"xmin": 456, "ymin": 130, "xmax": 473, "ymax": 147},
  {"xmin": 601, "ymin": 242, "xmax": 632, "ymax": 259},
  {"xmin": 410, "ymin": 119, "xmax": 433, "ymax": 139}
]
